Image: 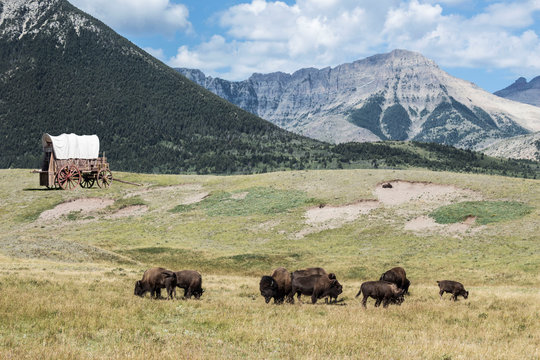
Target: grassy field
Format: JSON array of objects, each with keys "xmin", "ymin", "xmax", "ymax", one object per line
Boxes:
[{"xmin": 0, "ymin": 168, "xmax": 538, "ymax": 359}]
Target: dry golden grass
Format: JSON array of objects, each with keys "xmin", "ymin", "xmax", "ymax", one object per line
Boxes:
[{"xmin": 0, "ymin": 264, "xmax": 538, "ymax": 359}]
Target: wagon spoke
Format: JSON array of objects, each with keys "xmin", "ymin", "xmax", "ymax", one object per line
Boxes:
[
  {"xmin": 97, "ymin": 169, "xmax": 113, "ymax": 188},
  {"xmin": 57, "ymin": 164, "xmax": 81, "ymax": 190}
]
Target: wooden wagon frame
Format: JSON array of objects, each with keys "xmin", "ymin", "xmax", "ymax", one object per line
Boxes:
[{"xmin": 37, "ymin": 133, "xmax": 112, "ymax": 190}]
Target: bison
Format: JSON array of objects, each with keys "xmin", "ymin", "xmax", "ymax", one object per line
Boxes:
[
  {"xmin": 166, "ymin": 270, "xmax": 204, "ymax": 299},
  {"xmin": 382, "ymin": 183, "xmax": 393, "ymax": 188},
  {"xmin": 288, "ymin": 274, "xmax": 343, "ymax": 304},
  {"xmin": 259, "ymin": 275, "xmax": 279, "ymax": 304},
  {"xmin": 271, "ymin": 267, "xmax": 292, "ymax": 304},
  {"xmin": 437, "ymin": 280, "xmax": 468, "ymax": 301},
  {"xmin": 380, "ymin": 267, "xmax": 410, "ymax": 295},
  {"xmin": 134, "ymin": 267, "xmax": 177, "ymax": 299},
  {"xmin": 356, "ymin": 281, "xmax": 404, "ymax": 308},
  {"xmin": 290, "ymin": 267, "xmax": 335, "ymax": 302}
]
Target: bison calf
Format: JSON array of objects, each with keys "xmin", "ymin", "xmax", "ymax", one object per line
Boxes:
[
  {"xmin": 437, "ymin": 280, "xmax": 468, "ymax": 301},
  {"xmin": 134, "ymin": 267, "xmax": 177, "ymax": 299},
  {"xmin": 356, "ymin": 281, "xmax": 404, "ymax": 308}
]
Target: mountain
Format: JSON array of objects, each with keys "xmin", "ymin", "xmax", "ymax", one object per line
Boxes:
[
  {"xmin": 0, "ymin": 0, "xmax": 341, "ymax": 174},
  {"xmin": 480, "ymin": 132, "xmax": 540, "ymax": 161},
  {"xmin": 177, "ymin": 50, "xmax": 540, "ymax": 149},
  {"xmin": 494, "ymin": 77, "xmax": 540, "ymax": 107}
]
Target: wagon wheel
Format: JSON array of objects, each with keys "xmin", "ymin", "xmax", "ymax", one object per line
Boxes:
[
  {"xmin": 80, "ymin": 175, "xmax": 95, "ymax": 189},
  {"xmin": 56, "ymin": 164, "xmax": 81, "ymax": 190},
  {"xmin": 97, "ymin": 169, "xmax": 113, "ymax": 188}
]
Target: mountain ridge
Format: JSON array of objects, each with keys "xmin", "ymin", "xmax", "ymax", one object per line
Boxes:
[
  {"xmin": 494, "ymin": 77, "xmax": 540, "ymax": 107},
  {"xmin": 177, "ymin": 50, "xmax": 540, "ymax": 149}
]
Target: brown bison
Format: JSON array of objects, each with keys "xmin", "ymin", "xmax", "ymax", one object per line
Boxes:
[
  {"xmin": 259, "ymin": 275, "xmax": 279, "ymax": 304},
  {"xmin": 271, "ymin": 267, "xmax": 292, "ymax": 303},
  {"xmin": 382, "ymin": 183, "xmax": 393, "ymax": 188},
  {"xmin": 134, "ymin": 267, "xmax": 177, "ymax": 299},
  {"xmin": 356, "ymin": 281, "xmax": 404, "ymax": 308},
  {"xmin": 288, "ymin": 274, "xmax": 343, "ymax": 304},
  {"xmin": 380, "ymin": 267, "xmax": 410, "ymax": 295},
  {"xmin": 290, "ymin": 267, "xmax": 336, "ymax": 302},
  {"xmin": 166, "ymin": 270, "xmax": 204, "ymax": 299},
  {"xmin": 437, "ymin": 280, "xmax": 469, "ymax": 301}
]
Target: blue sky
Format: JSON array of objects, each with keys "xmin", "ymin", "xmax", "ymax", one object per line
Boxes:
[{"xmin": 71, "ymin": 0, "xmax": 540, "ymax": 92}]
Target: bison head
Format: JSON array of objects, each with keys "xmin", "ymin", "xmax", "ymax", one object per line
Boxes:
[
  {"xmin": 330, "ymin": 279, "xmax": 343, "ymax": 295},
  {"xmin": 134, "ymin": 280, "xmax": 144, "ymax": 297},
  {"xmin": 462, "ymin": 290, "xmax": 469, "ymax": 299},
  {"xmin": 259, "ymin": 276, "xmax": 278, "ymax": 304},
  {"xmin": 193, "ymin": 288, "xmax": 205, "ymax": 299}
]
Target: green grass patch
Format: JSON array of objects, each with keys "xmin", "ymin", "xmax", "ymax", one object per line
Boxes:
[
  {"xmin": 430, "ymin": 201, "xmax": 533, "ymax": 225},
  {"xmin": 106, "ymin": 196, "xmax": 147, "ymax": 212},
  {"xmin": 171, "ymin": 187, "xmax": 314, "ymax": 216}
]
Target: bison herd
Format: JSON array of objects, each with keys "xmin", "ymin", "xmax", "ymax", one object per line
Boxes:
[
  {"xmin": 134, "ymin": 266, "xmax": 469, "ymax": 307},
  {"xmin": 134, "ymin": 267, "xmax": 204, "ymax": 300}
]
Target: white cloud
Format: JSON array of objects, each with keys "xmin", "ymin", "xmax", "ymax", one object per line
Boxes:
[
  {"xmin": 71, "ymin": 0, "xmax": 191, "ymax": 36},
  {"xmin": 167, "ymin": 0, "xmax": 540, "ymax": 80}
]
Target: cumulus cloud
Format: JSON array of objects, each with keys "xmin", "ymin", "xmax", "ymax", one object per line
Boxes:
[
  {"xmin": 165, "ymin": 0, "xmax": 540, "ymax": 80},
  {"xmin": 71, "ymin": 0, "xmax": 191, "ymax": 36}
]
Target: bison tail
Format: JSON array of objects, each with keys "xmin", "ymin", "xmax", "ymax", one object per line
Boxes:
[{"xmin": 355, "ymin": 289, "xmax": 362, "ymax": 298}]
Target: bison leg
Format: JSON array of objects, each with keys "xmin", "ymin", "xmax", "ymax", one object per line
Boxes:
[
  {"xmin": 439, "ymin": 289, "xmax": 444, "ymax": 299},
  {"xmin": 452, "ymin": 293, "xmax": 458, "ymax": 301},
  {"xmin": 374, "ymin": 298, "xmax": 382, "ymax": 307},
  {"xmin": 361, "ymin": 295, "xmax": 368, "ymax": 308},
  {"xmin": 382, "ymin": 297, "xmax": 390, "ymax": 308},
  {"xmin": 287, "ymin": 291, "xmax": 295, "ymax": 304},
  {"xmin": 186, "ymin": 287, "xmax": 193, "ymax": 299}
]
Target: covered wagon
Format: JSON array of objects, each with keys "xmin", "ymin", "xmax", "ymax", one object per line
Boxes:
[{"xmin": 38, "ymin": 133, "xmax": 112, "ymax": 190}]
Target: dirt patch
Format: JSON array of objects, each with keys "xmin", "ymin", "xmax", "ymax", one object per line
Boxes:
[
  {"xmin": 404, "ymin": 215, "xmax": 480, "ymax": 237},
  {"xmin": 231, "ymin": 192, "xmax": 249, "ymax": 200},
  {"xmin": 38, "ymin": 198, "xmax": 114, "ymax": 221},
  {"xmin": 180, "ymin": 192, "xmax": 210, "ymax": 205},
  {"xmin": 374, "ymin": 180, "xmax": 477, "ymax": 206},
  {"xmin": 296, "ymin": 201, "xmax": 379, "ymax": 238},
  {"xmin": 109, "ymin": 205, "xmax": 148, "ymax": 219}
]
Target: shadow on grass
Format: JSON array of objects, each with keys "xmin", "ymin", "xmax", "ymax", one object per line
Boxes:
[{"xmin": 23, "ymin": 188, "xmax": 59, "ymax": 191}]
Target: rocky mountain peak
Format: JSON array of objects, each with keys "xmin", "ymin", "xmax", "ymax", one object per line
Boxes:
[
  {"xmin": 495, "ymin": 76, "xmax": 540, "ymax": 107},
  {"xmin": 0, "ymin": 0, "xmax": 101, "ymax": 43},
  {"xmin": 178, "ymin": 49, "xmax": 540, "ymax": 148}
]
